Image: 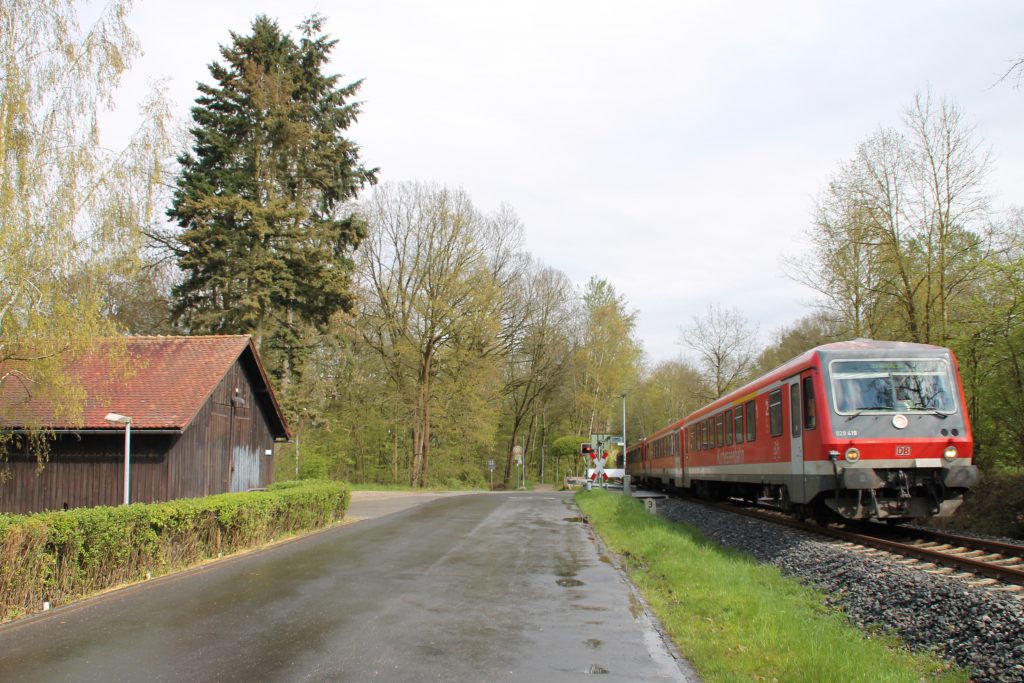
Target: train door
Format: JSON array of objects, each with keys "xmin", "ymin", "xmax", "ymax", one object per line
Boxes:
[{"xmin": 787, "ymin": 376, "xmax": 805, "ymax": 502}]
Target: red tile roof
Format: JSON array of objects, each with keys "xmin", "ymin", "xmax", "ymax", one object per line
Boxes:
[{"xmin": 0, "ymin": 336, "xmax": 288, "ymax": 436}]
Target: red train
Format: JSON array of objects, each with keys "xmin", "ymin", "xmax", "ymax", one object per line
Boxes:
[{"xmin": 626, "ymin": 340, "xmax": 979, "ymax": 521}]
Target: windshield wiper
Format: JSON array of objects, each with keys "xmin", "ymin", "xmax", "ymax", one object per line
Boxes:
[{"xmin": 846, "ymin": 407, "xmax": 891, "ymax": 421}]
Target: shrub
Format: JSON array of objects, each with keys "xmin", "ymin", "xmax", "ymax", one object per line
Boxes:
[
  {"xmin": 0, "ymin": 480, "xmax": 349, "ymax": 622},
  {"xmin": 933, "ymin": 470, "xmax": 1024, "ymax": 539}
]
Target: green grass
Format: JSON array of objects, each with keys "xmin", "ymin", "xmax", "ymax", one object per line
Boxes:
[{"xmin": 576, "ymin": 490, "xmax": 967, "ymax": 683}]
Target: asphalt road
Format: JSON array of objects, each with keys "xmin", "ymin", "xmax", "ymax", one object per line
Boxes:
[{"xmin": 0, "ymin": 491, "xmax": 693, "ymax": 682}]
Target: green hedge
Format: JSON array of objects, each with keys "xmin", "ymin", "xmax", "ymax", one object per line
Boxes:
[{"xmin": 0, "ymin": 479, "xmax": 349, "ymax": 622}]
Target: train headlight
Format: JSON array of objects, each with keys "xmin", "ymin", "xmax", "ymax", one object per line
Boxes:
[
  {"xmin": 943, "ymin": 445, "xmax": 958, "ymax": 461},
  {"xmin": 844, "ymin": 447, "xmax": 861, "ymax": 463}
]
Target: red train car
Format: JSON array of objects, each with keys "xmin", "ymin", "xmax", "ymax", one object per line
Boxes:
[{"xmin": 626, "ymin": 340, "xmax": 979, "ymax": 521}]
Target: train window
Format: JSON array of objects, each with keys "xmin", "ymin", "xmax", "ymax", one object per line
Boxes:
[
  {"xmin": 803, "ymin": 376, "xmax": 817, "ymax": 430},
  {"xmin": 715, "ymin": 414, "xmax": 724, "ymax": 447},
  {"xmin": 725, "ymin": 410, "xmax": 733, "ymax": 446},
  {"xmin": 707, "ymin": 417, "xmax": 715, "ymax": 448},
  {"xmin": 699, "ymin": 422, "xmax": 705, "ymax": 450},
  {"xmin": 745, "ymin": 400, "xmax": 756, "ymax": 441},
  {"xmin": 689, "ymin": 427, "xmax": 696, "ymax": 452},
  {"xmin": 734, "ymin": 406, "xmax": 744, "ymax": 444},
  {"xmin": 769, "ymin": 389, "xmax": 784, "ymax": 437},
  {"xmin": 790, "ymin": 382, "xmax": 801, "ymax": 438}
]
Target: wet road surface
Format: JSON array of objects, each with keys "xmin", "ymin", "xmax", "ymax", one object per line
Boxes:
[{"xmin": 0, "ymin": 492, "xmax": 693, "ymax": 682}]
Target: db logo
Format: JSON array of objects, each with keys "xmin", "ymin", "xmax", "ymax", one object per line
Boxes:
[{"xmin": 896, "ymin": 445, "xmax": 912, "ymax": 457}]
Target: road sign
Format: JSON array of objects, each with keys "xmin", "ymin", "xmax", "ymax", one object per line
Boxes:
[
  {"xmin": 488, "ymin": 459, "xmax": 495, "ymax": 472},
  {"xmin": 512, "ymin": 445, "xmax": 523, "ymax": 465}
]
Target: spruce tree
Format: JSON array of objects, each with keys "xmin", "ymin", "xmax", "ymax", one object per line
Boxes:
[{"xmin": 169, "ymin": 14, "xmax": 377, "ymax": 387}]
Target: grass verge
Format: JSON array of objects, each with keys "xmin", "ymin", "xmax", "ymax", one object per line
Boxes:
[{"xmin": 576, "ymin": 490, "xmax": 966, "ymax": 683}]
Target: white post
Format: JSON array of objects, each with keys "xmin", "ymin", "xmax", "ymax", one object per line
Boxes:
[
  {"xmin": 123, "ymin": 420, "xmax": 131, "ymax": 505},
  {"xmin": 105, "ymin": 413, "xmax": 132, "ymax": 505},
  {"xmin": 620, "ymin": 393, "xmax": 627, "ymax": 471}
]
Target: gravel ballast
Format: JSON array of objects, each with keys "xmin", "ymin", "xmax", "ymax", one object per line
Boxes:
[{"xmin": 656, "ymin": 498, "xmax": 1024, "ymax": 683}]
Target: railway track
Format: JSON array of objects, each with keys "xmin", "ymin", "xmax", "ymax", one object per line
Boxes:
[{"xmin": 718, "ymin": 502, "xmax": 1024, "ymax": 591}]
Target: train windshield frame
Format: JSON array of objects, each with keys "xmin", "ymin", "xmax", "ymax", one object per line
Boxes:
[{"xmin": 828, "ymin": 358, "xmax": 958, "ymax": 415}]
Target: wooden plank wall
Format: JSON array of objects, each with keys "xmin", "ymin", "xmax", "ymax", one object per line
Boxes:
[
  {"xmin": 0, "ymin": 434, "xmax": 171, "ymax": 514},
  {"xmin": 166, "ymin": 357, "xmax": 276, "ymax": 499}
]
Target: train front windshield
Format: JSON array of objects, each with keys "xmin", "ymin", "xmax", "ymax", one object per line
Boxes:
[{"xmin": 829, "ymin": 359, "xmax": 957, "ymax": 414}]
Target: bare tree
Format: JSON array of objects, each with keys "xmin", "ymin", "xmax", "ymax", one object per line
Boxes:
[
  {"xmin": 500, "ymin": 260, "xmax": 575, "ymax": 483},
  {"xmin": 904, "ymin": 91, "xmax": 992, "ymax": 343},
  {"xmin": 355, "ymin": 182, "xmax": 521, "ymax": 487},
  {"xmin": 681, "ymin": 303, "xmax": 759, "ymax": 400},
  {"xmin": 996, "ymin": 54, "xmax": 1024, "ymax": 89},
  {"xmin": 785, "ymin": 91, "xmax": 992, "ymax": 345}
]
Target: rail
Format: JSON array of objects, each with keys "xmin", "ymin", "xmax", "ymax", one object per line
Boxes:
[{"xmin": 720, "ymin": 503, "xmax": 1024, "ymax": 586}]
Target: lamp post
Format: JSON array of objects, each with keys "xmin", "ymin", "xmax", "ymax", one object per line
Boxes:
[
  {"xmin": 619, "ymin": 393, "xmax": 627, "ymax": 470},
  {"xmin": 104, "ymin": 412, "xmax": 132, "ymax": 505}
]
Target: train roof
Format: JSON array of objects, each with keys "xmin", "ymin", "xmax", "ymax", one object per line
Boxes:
[
  {"xmin": 770, "ymin": 338, "xmax": 947, "ymax": 374},
  {"xmin": 687, "ymin": 339, "xmax": 953, "ymax": 423},
  {"xmin": 628, "ymin": 339, "xmax": 954, "ymax": 443},
  {"xmin": 640, "ymin": 418, "xmax": 686, "ymax": 443}
]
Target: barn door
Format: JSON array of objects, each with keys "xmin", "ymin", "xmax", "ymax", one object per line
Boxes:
[
  {"xmin": 787, "ymin": 377, "xmax": 805, "ymax": 502},
  {"xmin": 230, "ymin": 446, "xmax": 260, "ymax": 492},
  {"xmin": 228, "ymin": 391, "xmax": 259, "ymax": 492}
]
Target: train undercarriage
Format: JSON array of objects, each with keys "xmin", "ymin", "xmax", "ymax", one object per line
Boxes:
[{"xmin": 634, "ymin": 464, "xmax": 979, "ymax": 523}]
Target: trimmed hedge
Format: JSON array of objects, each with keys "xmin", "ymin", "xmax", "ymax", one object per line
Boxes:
[{"xmin": 0, "ymin": 479, "xmax": 349, "ymax": 622}]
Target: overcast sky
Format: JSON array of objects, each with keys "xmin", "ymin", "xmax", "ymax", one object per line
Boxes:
[{"xmin": 108, "ymin": 0, "xmax": 1024, "ymax": 363}]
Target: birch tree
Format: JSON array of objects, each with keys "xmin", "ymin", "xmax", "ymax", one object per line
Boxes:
[
  {"xmin": 0, "ymin": 0, "xmax": 173, "ymax": 457},
  {"xmin": 571, "ymin": 277, "xmax": 642, "ymax": 436}
]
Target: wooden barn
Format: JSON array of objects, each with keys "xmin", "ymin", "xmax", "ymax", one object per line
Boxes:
[{"xmin": 0, "ymin": 336, "xmax": 290, "ymax": 514}]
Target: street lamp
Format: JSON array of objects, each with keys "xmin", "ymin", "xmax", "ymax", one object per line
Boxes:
[
  {"xmin": 619, "ymin": 393, "xmax": 627, "ymax": 470},
  {"xmin": 104, "ymin": 412, "xmax": 132, "ymax": 505}
]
